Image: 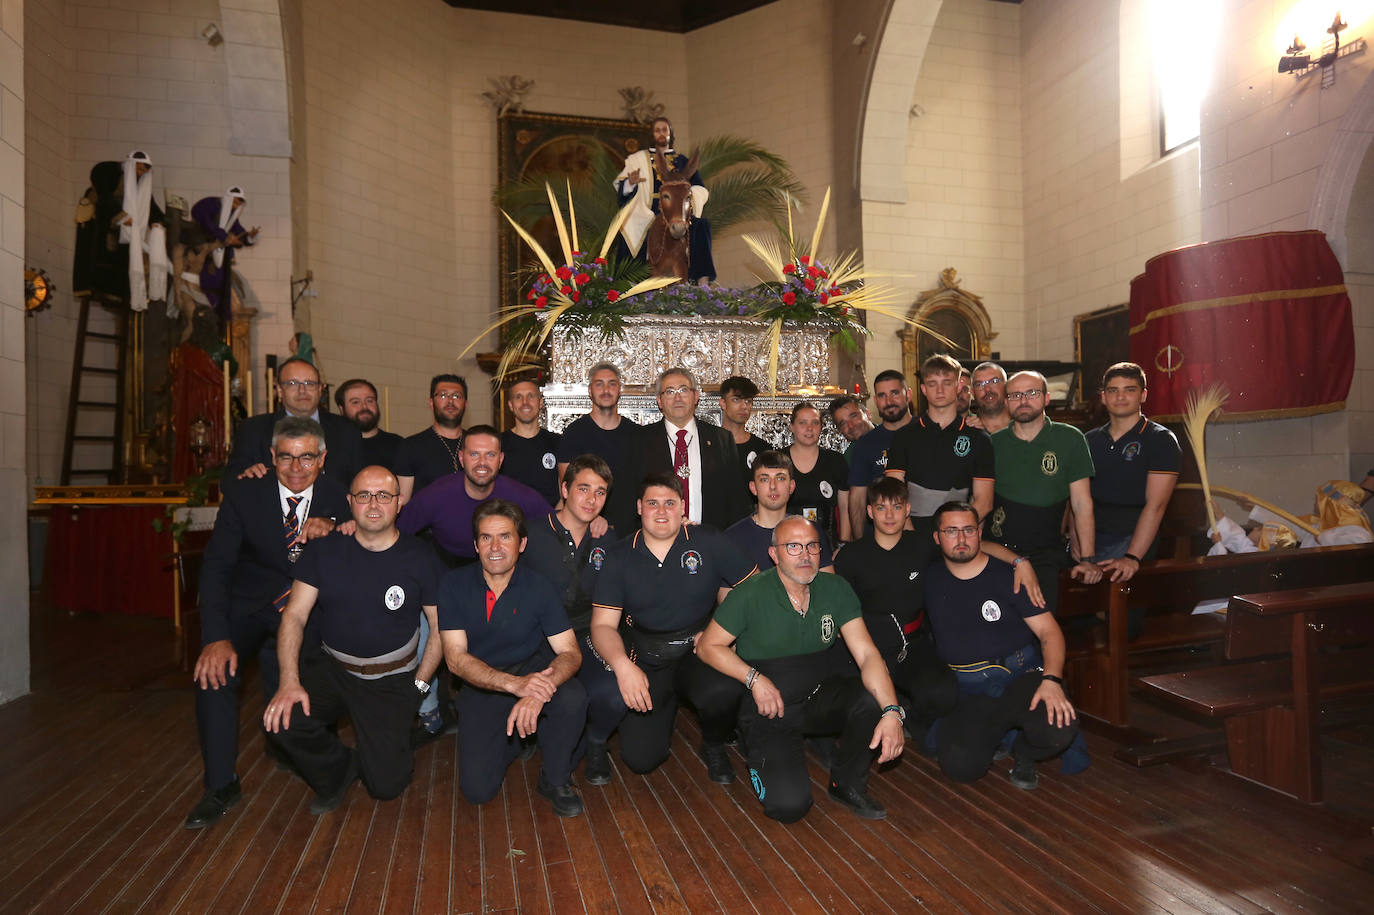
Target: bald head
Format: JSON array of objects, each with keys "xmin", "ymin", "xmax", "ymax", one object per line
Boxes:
[{"xmin": 349, "ymin": 465, "xmax": 402, "ymax": 534}]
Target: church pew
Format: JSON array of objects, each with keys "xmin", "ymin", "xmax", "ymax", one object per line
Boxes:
[
  {"xmin": 1055, "ymin": 543, "xmax": 1374, "ymax": 727},
  {"xmin": 1131, "ymin": 580, "xmax": 1374, "ymax": 802}
]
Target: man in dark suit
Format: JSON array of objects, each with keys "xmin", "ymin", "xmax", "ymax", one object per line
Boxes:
[
  {"xmin": 225, "ymin": 357, "xmax": 362, "ymax": 486},
  {"xmin": 185, "ymin": 416, "xmax": 351, "ymax": 829},
  {"xmin": 639, "ymin": 367, "xmax": 749, "ymax": 530}
]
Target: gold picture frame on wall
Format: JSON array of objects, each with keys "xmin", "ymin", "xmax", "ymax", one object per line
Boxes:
[{"xmin": 898, "ymin": 268, "xmax": 996, "ymax": 385}]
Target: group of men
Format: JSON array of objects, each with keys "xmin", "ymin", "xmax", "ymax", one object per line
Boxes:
[{"xmin": 185, "ymin": 349, "xmax": 1181, "ymax": 830}]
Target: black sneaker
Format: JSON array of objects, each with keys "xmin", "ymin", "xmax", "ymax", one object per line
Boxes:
[
  {"xmin": 537, "ymin": 773, "xmax": 584, "ymax": 818},
  {"xmin": 1009, "ymin": 758, "xmax": 1039, "ymax": 790},
  {"xmin": 827, "ymin": 782, "xmax": 887, "ymax": 820},
  {"xmin": 699, "ymin": 742, "xmax": 736, "ymax": 784},
  {"xmin": 183, "ymin": 777, "xmax": 242, "ymax": 829},
  {"xmin": 310, "ymin": 754, "xmax": 358, "ymax": 815},
  {"xmin": 584, "ymin": 740, "xmax": 611, "ymax": 786}
]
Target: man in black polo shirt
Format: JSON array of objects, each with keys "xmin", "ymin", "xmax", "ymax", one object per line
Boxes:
[
  {"xmin": 1084, "ymin": 362, "xmax": 1180, "ymax": 583},
  {"xmin": 439, "ymin": 500, "xmax": 588, "ymax": 817},
  {"xmin": 923, "ymin": 502, "xmax": 1078, "ymax": 790},
  {"xmin": 846, "ymin": 369, "xmax": 914, "ymax": 538},
  {"xmin": 828, "ymin": 394, "xmax": 874, "ymax": 465},
  {"xmin": 556, "ymin": 361, "xmax": 642, "ymax": 533},
  {"xmin": 718, "ymin": 375, "xmax": 772, "ymax": 484},
  {"xmin": 726, "ymin": 450, "xmax": 833, "ymax": 571},
  {"xmin": 583, "ymin": 473, "xmax": 757, "ymax": 785},
  {"xmin": 522, "ymin": 455, "xmax": 618, "ymax": 638},
  {"xmin": 699, "ymin": 516, "xmax": 905, "ymax": 822},
  {"xmin": 336, "ymin": 378, "xmax": 404, "ymax": 472},
  {"xmin": 501, "ymin": 379, "xmax": 562, "ymax": 507},
  {"xmin": 394, "ymin": 374, "xmax": 467, "ymax": 501},
  {"xmin": 263, "ymin": 466, "xmax": 445, "ymax": 814},
  {"xmin": 885, "ymin": 354, "xmax": 995, "ymax": 539}
]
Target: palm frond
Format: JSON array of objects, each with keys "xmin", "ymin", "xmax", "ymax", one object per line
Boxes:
[
  {"xmin": 1182, "ymin": 384, "xmax": 1230, "ymax": 535},
  {"xmin": 701, "ymin": 168, "xmax": 806, "ymax": 238}
]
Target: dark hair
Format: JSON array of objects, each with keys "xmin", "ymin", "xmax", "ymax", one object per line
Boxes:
[
  {"xmin": 650, "ymin": 116, "xmax": 675, "ymax": 146},
  {"xmin": 334, "ymin": 378, "xmax": 377, "ymax": 410},
  {"xmin": 429, "ymin": 374, "xmax": 468, "ymax": 399},
  {"xmin": 867, "ymin": 475, "xmax": 909, "ymax": 506},
  {"xmin": 920, "ymin": 354, "xmax": 962, "ymax": 380},
  {"xmin": 933, "ymin": 500, "xmax": 979, "ymax": 527},
  {"xmin": 789, "ymin": 400, "xmax": 820, "ymax": 424},
  {"xmin": 873, "ymin": 369, "xmax": 907, "ymax": 388},
  {"xmin": 473, "ymin": 498, "xmax": 526, "ymax": 542},
  {"xmin": 751, "ymin": 450, "xmax": 794, "ymax": 478},
  {"xmin": 720, "ymin": 375, "xmax": 759, "ymax": 399},
  {"xmin": 828, "ymin": 394, "xmax": 863, "ymax": 418},
  {"xmin": 277, "ymin": 356, "xmax": 319, "ymax": 381},
  {"xmin": 563, "ymin": 453, "xmax": 613, "ymax": 490},
  {"xmin": 462, "ymin": 423, "xmax": 501, "ymax": 446},
  {"xmin": 1102, "ymin": 361, "xmax": 1146, "ymax": 389},
  {"xmin": 637, "ymin": 471, "xmax": 684, "ymax": 501}
]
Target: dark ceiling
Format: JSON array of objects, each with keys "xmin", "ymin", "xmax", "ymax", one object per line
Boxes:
[{"xmin": 443, "ymin": 0, "xmax": 1021, "ymax": 35}]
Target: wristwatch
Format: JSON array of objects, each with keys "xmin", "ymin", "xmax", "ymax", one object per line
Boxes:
[{"xmin": 414, "ymin": 679, "xmax": 431, "ymax": 695}]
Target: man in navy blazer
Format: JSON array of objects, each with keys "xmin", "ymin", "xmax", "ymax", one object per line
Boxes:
[
  {"xmin": 225, "ymin": 356, "xmax": 362, "ymax": 487},
  {"xmin": 638, "ymin": 367, "xmax": 750, "ymax": 531},
  {"xmin": 185, "ymin": 416, "xmax": 351, "ymax": 829}
]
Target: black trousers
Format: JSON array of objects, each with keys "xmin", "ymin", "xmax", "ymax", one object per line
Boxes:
[
  {"xmin": 579, "ymin": 640, "xmax": 741, "ymax": 774},
  {"xmin": 866, "ymin": 618, "xmax": 958, "ymax": 728},
  {"xmin": 741, "ymin": 675, "xmax": 880, "ymax": 824},
  {"xmin": 937, "ymin": 671, "xmax": 1079, "ymax": 782},
  {"xmin": 272, "ymin": 653, "xmax": 421, "ymax": 801},
  {"xmin": 455, "ymin": 667, "xmax": 588, "ymax": 804},
  {"xmin": 194, "ymin": 607, "xmax": 282, "ymax": 790}
]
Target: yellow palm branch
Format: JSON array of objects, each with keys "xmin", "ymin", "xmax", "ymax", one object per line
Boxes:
[{"xmin": 545, "ymin": 183, "xmax": 574, "ymax": 266}]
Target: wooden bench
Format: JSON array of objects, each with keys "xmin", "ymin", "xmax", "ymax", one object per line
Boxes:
[
  {"xmin": 1055, "ymin": 543, "xmax": 1374, "ymax": 727},
  {"xmin": 1133, "ymin": 580, "xmax": 1374, "ymax": 802}
]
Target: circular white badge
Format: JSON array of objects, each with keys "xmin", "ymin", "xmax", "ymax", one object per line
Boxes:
[
  {"xmin": 385, "ymin": 585, "xmax": 406, "ymax": 611},
  {"xmin": 541, "ymin": 452, "xmax": 557, "ymax": 470},
  {"xmin": 819, "ymin": 480, "xmax": 834, "ymax": 499},
  {"xmin": 746, "ymin": 450, "xmax": 758, "ymax": 469},
  {"xmin": 981, "ymin": 600, "xmax": 1001, "ymax": 622}
]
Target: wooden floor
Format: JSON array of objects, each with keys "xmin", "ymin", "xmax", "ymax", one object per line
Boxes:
[{"xmin": 4, "ymin": 606, "xmax": 1374, "ymax": 915}]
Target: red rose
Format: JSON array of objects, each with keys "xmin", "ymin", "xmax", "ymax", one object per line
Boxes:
[
  {"xmin": 819, "ymin": 293, "xmax": 830, "ymax": 305},
  {"xmin": 807, "ymin": 265, "xmax": 821, "ymax": 278},
  {"xmin": 556, "ymin": 266, "xmax": 572, "ymax": 280},
  {"xmin": 576, "ymin": 273, "xmax": 590, "ymax": 285},
  {"xmin": 819, "ymin": 269, "xmax": 829, "ymax": 279},
  {"xmin": 782, "ymin": 291, "xmax": 796, "ymax": 305},
  {"xmin": 561, "ymin": 285, "xmax": 572, "ymax": 295},
  {"xmin": 572, "ymin": 291, "xmax": 580, "ymax": 302},
  {"xmin": 800, "ymin": 255, "xmax": 811, "ymax": 264},
  {"xmin": 782, "ymin": 263, "xmax": 795, "ymax": 274},
  {"xmin": 607, "ymin": 290, "xmax": 620, "ymax": 302},
  {"xmin": 594, "ymin": 257, "xmax": 607, "ymax": 265},
  {"xmin": 803, "ymin": 278, "xmax": 816, "ymax": 291},
  {"xmin": 830, "ymin": 286, "xmax": 841, "ymax": 296},
  {"xmin": 572, "ymin": 251, "xmax": 582, "ymax": 256},
  {"xmin": 535, "ymin": 296, "xmax": 548, "ymax": 309},
  {"xmin": 527, "ymin": 288, "xmax": 536, "ymax": 300}
]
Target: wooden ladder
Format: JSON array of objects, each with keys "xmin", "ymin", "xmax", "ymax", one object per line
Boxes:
[{"xmin": 60, "ymin": 296, "xmax": 129, "ymax": 485}]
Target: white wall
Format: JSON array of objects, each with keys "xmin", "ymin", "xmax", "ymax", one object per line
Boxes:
[{"xmin": 3, "ymin": 0, "xmax": 31, "ymax": 702}]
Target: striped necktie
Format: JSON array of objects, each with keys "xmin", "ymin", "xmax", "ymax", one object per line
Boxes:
[
  {"xmin": 673, "ymin": 428, "xmax": 690, "ymax": 520},
  {"xmin": 274, "ymin": 496, "xmax": 303, "ymax": 612}
]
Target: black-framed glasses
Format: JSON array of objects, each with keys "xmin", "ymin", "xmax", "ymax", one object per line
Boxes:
[
  {"xmin": 937, "ymin": 526, "xmax": 979, "ymax": 538},
  {"xmin": 1005, "ymin": 390, "xmax": 1045, "ymax": 402},
  {"xmin": 351, "ymin": 491, "xmax": 397, "ymax": 504},
  {"xmin": 274, "ymin": 452, "xmax": 319, "ymax": 467},
  {"xmin": 280, "ymin": 379, "xmax": 320, "ymax": 390},
  {"xmin": 780, "ymin": 541, "xmax": 823, "ymax": 555}
]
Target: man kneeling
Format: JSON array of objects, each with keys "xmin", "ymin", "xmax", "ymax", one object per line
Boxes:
[
  {"xmin": 923, "ymin": 501, "xmax": 1078, "ymax": 789},
  {"xmin": 264, "ymin": 466, "xmax": 445, "ymax": 814},
  {"xmin": 698, "ymin": 516, "xmax": 904, "ymax": 822},
  {"xmin": 439, "ymin": 500, "xmax": 588, "ymax": 817}
]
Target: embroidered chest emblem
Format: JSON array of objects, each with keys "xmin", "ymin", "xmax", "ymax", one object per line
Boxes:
[
  {"xmin": 590, "ymin": 547, "xmax": 606, "ymax": 570},
  {"xmin": 820, "ymin": 614, "xmax": 836, "ymax": 643},
  {"xmin": 542, "ymin": 451, "xmax": 557, "ymax": 469},
  {"xmin": 981, "ymin": 600, "xmax": 1001, "ymax": 622},
  {"xmin": 1040, "ymin": 451, "xmax": 1059, "ymax": 475},
  {"xmin": 954, "ymin": 434, "xmax": 971, "ymax": 457},
  {"xmin": 819, "ymin": 480, "xmax": 833, "ymax": 499},
  {"xmin": 384, "ymin": 585, "xmax": 405, "ymax": 611},
  {"xmin": 1122, "ymin": 441, "xmax": 1141, "ymax": 461},
  {"xmin": 681, "ymin": 550, "xmax": 702, "ymax": 574}
]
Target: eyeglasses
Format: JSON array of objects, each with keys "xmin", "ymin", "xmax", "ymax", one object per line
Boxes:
[
  {"xmin": 971, "ymin": 379, "xmax": 1002, "ymax": 390},
  {"xmin": 280, "ymin": 379, "xmax": 320, "ymax": 391},
  {"xmin": 1005, "ymin": 390, "xmax": 1045, "ymax": 402},
  {"xmin": 433, "ymin": 391, "xmax": 465, "ymax": 402},
  {"xmin": 937, "ymin": 526, "xmax": 979, "ymax": 538},
  {"xmin": 351, "ymin": 490, "xmax": 397, "ymax": 504},
  {"xmin": 274, "ymin": 452, "xmax": 319, "ymax": 467},
  {"xmin": 660, "ymin": 385, "xmax": 695, "ymax": 397},
  {"xmin": 779, "ymin": 541, "xmax": 823, "ymax": 555}
]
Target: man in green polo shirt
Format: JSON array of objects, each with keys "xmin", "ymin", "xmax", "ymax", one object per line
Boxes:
[
  {"xmin": 987, "ymin": 370, "xmax": 1102, "ymax": 618},
  {"xmin": 698, "ymin": 516, "xmax": 904, "ymax": 823}
]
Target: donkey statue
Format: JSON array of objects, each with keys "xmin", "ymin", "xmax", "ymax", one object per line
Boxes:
[{"xmin": 644, "ymin": 148, "xmax": 700, "ymax": 282}]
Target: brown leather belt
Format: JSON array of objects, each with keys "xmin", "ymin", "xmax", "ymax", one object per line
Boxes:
[{"xmin": 332, "ymin": 651, "xmax": 417, "ymax": 677}]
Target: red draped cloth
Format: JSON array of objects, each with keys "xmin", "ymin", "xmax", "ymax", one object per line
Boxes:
[
  {"xmin": 1128, "ymin": 230, "xmax": 1354, "ymax": 420},
  {"xmin": 46, "ymin": 505, "xmax": 175, "ymax": 617},
  {"xmin": 171, "ymin": 343, "xmax": 227, "ymax": 482}
]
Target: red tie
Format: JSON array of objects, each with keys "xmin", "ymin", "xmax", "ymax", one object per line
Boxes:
[{"xmin": 673, "ymin": 428, "xmax": 690, "ymax": 520}]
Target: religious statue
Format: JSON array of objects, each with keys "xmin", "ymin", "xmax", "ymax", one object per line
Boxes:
[
  {"xmin": 190, "ymin": 187, "xmax": 259, "ymax": 322},
  {"xmin": 614, "ymin": 116, "xmax": 715, "ymax": 286},
  {"xmin": 72, "ymin": 150, "xmax": 170, "ymax": 310}
]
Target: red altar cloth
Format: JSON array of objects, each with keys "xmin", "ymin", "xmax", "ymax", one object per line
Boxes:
[
  {"xmin": 45, "ymin": 505, "xmax": 175, "ymax": 617},
  {"xmin": 1128, "ymin": 230, "xmax": 1354, "ymax": 421}
]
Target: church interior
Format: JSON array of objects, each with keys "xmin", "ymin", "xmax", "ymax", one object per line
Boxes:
[{"xmin": 3, "ymin": 0, "xmax": 1374, "ymax": 910}]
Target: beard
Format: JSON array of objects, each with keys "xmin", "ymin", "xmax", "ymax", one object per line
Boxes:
[
  {"xmin": 433, "ymin": 407, "xmax": 465, "ymax": 429},
  {"xmin": 878, "ymin": 402, "xmax": 908, "ymax": 423},
  {"xmin": 350, "ymin": 410, "xmax": 379, "ymax": 433}
]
